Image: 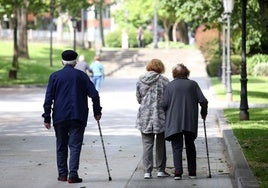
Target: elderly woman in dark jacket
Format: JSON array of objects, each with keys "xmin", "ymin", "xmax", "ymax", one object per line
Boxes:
[
  {"xmin": 162, "ymin": 64, "xmax": 208, "ymax": 180},
  {"xmin": 136, "ymin": 59, "xmax": 170, "ymax": 179}
]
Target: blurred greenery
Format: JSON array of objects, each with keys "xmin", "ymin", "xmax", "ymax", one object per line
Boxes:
[
  {"xmin": 211, "ymin": 75, "xmax": 268, "ymax": 104},
  {"xmin": 0, "ymin": 41, "xmax": 95, "ymax": 85}
]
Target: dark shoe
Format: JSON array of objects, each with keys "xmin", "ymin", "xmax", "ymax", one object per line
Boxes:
[
  {"xmin": 57, "ymin": 176, "xmax": 67, "ymax": 182},
  {"xmin": 174, "ymin": 173, "xmax": 182, "ymax": 180},
  {"xmin": 68, "ymin": 177, "xmax": 83, "ymax": 183},
  {"xmin": 189, "ymin": 172, "xmax": 196, "ymax": 179}
]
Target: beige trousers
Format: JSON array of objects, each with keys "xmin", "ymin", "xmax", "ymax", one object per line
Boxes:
[{"xmin": 141, "ymin": 132, "xmax": 167, "ymax": 173}]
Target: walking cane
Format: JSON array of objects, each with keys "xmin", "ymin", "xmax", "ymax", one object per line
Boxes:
[
  {"xmin": 203, "ymin": 119, "xmax": 212, "ymax": 178},
  {"xmin": 97, "ymin": 120, "xmax": 112, "ymax": 181}
]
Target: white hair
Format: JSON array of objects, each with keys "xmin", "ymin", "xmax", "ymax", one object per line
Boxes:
[
  {"xmin": 78, "ymin": 55, "xmax": 85, "ymax": 62},
  {"xmin": 62, "ymin": 60, "xmax": 77, "ymax": 65}
]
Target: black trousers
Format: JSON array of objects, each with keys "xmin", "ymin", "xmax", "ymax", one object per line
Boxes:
[
  {"xmin": 54, "ymin": 120, "xmax": 85, "ymax": 178},
  {"xmin": 171, "ymin": 131, "xmax": 196, "ymax": 175}
]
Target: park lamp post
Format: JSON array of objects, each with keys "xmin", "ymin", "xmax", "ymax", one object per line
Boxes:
[
  {"xmin": 71, "ymin": 17, "xmax": 77, "ymax": 51},
  {"xmin": 220, "ymin": 14, "xmax": 227, "ymax": 86},
  {"xmin": 223, "ymin": 0, "xmax": 234, "ymax": 102},
  {"xmin": 239, "ymin": 0, "xmax": 249, "ymax": 120}
]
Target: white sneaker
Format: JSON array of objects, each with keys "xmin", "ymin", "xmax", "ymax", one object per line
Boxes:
[
  {"xmin": 189, "ymin": 175, "xmax": 197, "ymax": 179},
  {"xmin": 157, "ymin": 171, "xmax": 170, "ymax": 177},
  {"xmin": 189, "ymin": 172, "xmax": 196, "ymax": 179},
  {"xmin": 144, "ymin": 173, "xmax": 152, "ymax": 179}
]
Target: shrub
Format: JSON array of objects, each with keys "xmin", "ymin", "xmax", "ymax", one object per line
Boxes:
[
  {"xmin": 195, "ymin": 25, "xmax": 219, "ymax": 62},
  {"xmin": 231, "ymin": 55, "xmax": 242, "ymax": 75},
  {"xmin": 105, "ymin": 28, "xmax": 153, "ymax": 48},
  {"xmin": 207, "ymin": 55, "xmax": 241, "ymax": 77},
  {"xmin": 207, "ymin": 56, "xmax": 221, "ymax": 77},
  {"xmin": 105, "ymin": 30, "xmax": 122, "ymax": 48},
  {"xmin": 247, "ymin": 54, "xmax": 268, "ymax": 75},
  {"xmin": 253, "ymin": 63, "xmax": 268, "ymax": 76}
]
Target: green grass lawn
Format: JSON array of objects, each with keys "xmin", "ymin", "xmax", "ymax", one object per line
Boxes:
[
  {"xmin": 211, "ymin": 76, "xmax": 268, "ymax": 104},
  {"xmin": 224, "ymin": 108, "xmax": 268, "ymax": 188},
  {"xmin": 211, "ymin": 76, "xmax": 268, "ymax": 187},
  {"xmin": 0, "ymin": 41, "xmax": 95, "ymax": 85}
]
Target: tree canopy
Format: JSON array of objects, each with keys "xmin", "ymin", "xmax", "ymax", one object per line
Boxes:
[{"xmin": 112, "ymin": 0, "xmax": 268, "ymax": 54}]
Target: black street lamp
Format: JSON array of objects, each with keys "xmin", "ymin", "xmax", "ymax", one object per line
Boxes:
[
  {"xmin": 223, "ymin": 0, "xmax": 234, "ymax": 102},
  {"xmin": 239, "ymin": 0, "xmax": 249, "ymax": 120},
  {"xmin": 71, "ymin": 17, "xmax": 77, "ymax": 51}
]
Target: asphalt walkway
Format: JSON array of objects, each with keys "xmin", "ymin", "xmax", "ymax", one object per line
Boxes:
[{"xmin": 0, "ymin": 48, "xmax": 258, "ymax": 188}]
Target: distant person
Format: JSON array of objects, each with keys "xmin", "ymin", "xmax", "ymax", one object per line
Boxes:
[
  {"xmin": 136, "ymin": 59, "xmax": 170, "ymax": 179},
  {"xmin": 75, "ymin": 55, "xmax": 92, "ymax": 75},
  {"xmin": 137, "ymin": 26, "xmax": 144, "ymax": 48},
  {"xmin": 162, "ymin": 63, "xmax": 208, "ymax": 180},
  {"xmin": 90, "ymin": 55, "xmax": 104, "ymax": 91},
  {"xmin": 42, "ymin": 50, "xmax": 102, "ymax": 183}
]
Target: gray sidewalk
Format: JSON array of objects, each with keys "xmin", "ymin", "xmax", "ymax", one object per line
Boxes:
[{"xmin": 0, "ymin": 48, "xmax": 258, "ymax": 188}]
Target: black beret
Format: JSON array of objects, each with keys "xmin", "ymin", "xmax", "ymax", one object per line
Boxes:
[{"xmin": 61, "ymin": 50, "xmax": 78, "ymax": 61}]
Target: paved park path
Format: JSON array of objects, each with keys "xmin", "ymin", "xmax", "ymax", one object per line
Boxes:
[{"xmin": 0, "ymin": 48, "xmax": 258, "ymax": 188}]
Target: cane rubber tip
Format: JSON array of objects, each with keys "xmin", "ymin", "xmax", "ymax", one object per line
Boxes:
[
  {"xmin": 109, "ymin": 177, "xmax": 112, "ymax": 181},
  {"xmin": 208, "ymin": 175, "xmax": 212, "ymax": 178}
]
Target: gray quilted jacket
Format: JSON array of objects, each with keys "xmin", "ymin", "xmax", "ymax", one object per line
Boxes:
[{"xmin": 136, "ymin": 71, "xmax": 169, "ymax": 134}]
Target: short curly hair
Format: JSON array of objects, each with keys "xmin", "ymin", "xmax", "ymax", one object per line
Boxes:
[
  {"xmin": 146, "ymin": 59, "xmax": 165, "ymax": 74},
  {"xmin": 172, "ymin": 63, "xmax": 190, "ymax": 78}
]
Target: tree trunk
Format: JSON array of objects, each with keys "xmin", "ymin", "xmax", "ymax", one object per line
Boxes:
[
  {"xmin": 258, "ymin": 0, "xmax": 268, "ymax": 29},
  {"xmin": 98, "ymin": 0, "xmax": 105, "ymax": 47},
  {"xmin": 10, "ymin": 10, "xmax": 19, "ymax": 79},
  {"xmin": 49, "ymin": 0, "xmax": 55, "ymax": 67},
  {"xmin": 178, "ymin": 20, "xmax": 189, "ymax": 44},
  {"xmin": 162, "ymin": 20, "xmax": 171, "ymax": 48},
  {"xmin": 18, "ymin": 0, "xmax": 29, "ymax": 59},
  {"xmin": 81, "ymin": 8, "xmax": 85, "ymax": 49},
  {"xmin": 57, "ymin": 12, "xmax": 64, "ymax": 42},
  {"xmin": 172, "ymin": 21, "xmax": 179, "ymax": 42}
]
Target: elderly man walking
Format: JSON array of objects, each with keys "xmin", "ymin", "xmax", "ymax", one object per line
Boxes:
[{"xmin": 42, "ymin": 50, "xmax": 102, "ymax": 183}]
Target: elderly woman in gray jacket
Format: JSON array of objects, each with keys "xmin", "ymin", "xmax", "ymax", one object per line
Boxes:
[
  {"xmin": 162, "ymin": 64, "xmax": 208, "ymax": 180},
  {"xmin": 136, "ymin": 59, "xmax": 170, "ymax": 179}
]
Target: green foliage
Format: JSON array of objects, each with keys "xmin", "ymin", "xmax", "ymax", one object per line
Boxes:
[
  {"xmin": 105, "ymin": 28, "xmax": 153, "ymax": 48},
  {"xmin": 231, "ymin": 55, "xmax": 242, "ymax": 75},
  {"xmin": 0, "ymin": 0, "xmax": 23, "ymax": 16},
  {"xmin": 161, "ymin": 0, "xmax": 268, "ymax": 55},
  {"xmin": 54, "ymin": 0, "xmax": 91, "ymax": 18},
  {"xmin": 253, "ymin": 63, "xmax": 268, "ymax": 76},
  {"xmin": 105, "ymin": 30, "xmax": 122, "ymax": 48},
  {"xmin": 112, "ymin": 0, "xmax": 154, "ymax": 28},
  {"xmin": 207, "ymin": 56, "xmax": 221, "ymax": 77},
  {"xmin": 207, "ymin": 55, "xmax": 241, "ymax": 77},
  {"xmin": 128, "ymin": 27, "xmax": 153, "ymax": 48},
  {"xmin": 224, "ymin": 108, "xmax": 268, "ymax": 187},
  {"xmin": 247, "ymin": 54, "xmax": 268, "ymax": 75}
]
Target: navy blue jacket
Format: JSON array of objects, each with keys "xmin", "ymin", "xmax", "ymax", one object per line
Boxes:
[{"xmin": 42, "ymin": 65, "xmax": 102, "ymax": 126}]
